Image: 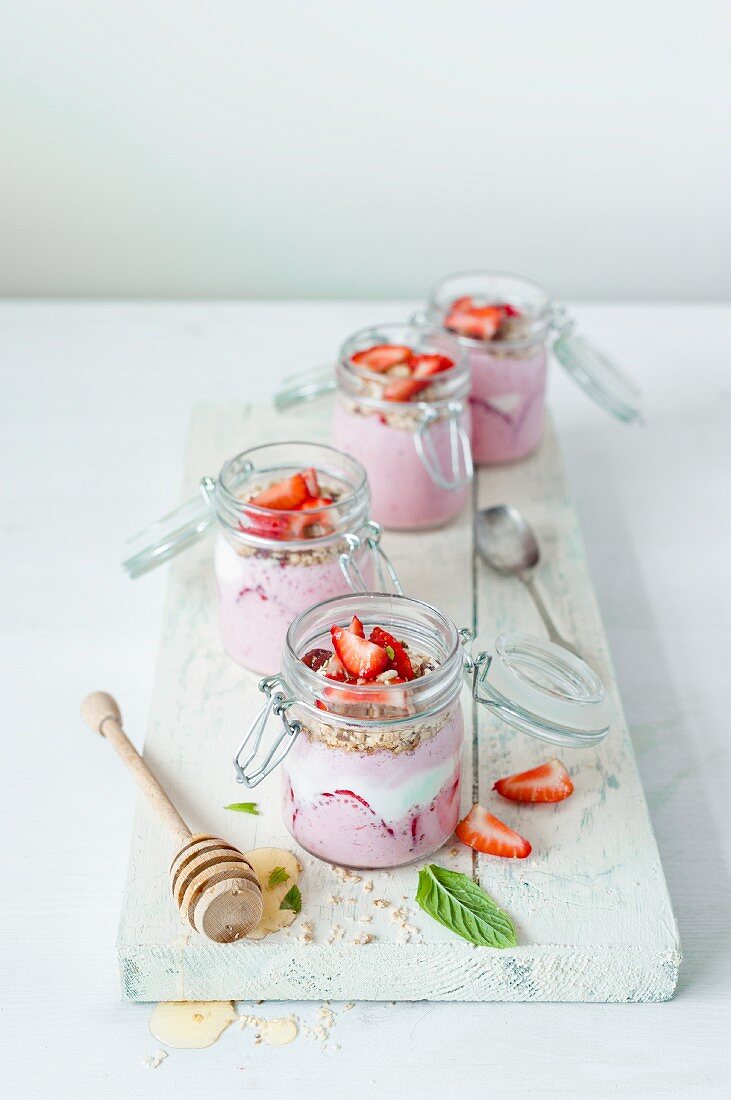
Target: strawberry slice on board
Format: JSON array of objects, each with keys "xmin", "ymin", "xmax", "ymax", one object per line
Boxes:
[
  {"xmin": 250, "ymin": 472, "xmax": 310, "ymax": 510},
  {"xmin": 369, "ymin": 626, "xmax": 415, "ymax": 681},
  {"xmin": 455, "ymin": 804, "xmax": 532, "ymax": 859},
  {"xmin": 493, "ymin": 758, "xmax": 574, "ymax": 803},
  {"xmin": 351, "ymin": 345, "xmax": 414, "ymax": 373},
  {"xmin": 331, "ymin": 625, "xmax": 388, "ymax": 681}
]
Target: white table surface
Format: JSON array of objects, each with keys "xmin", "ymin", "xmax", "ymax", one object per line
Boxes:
[{"xmin": 1, "ymin": 301, "xmax": 729, "ymax": 1098}]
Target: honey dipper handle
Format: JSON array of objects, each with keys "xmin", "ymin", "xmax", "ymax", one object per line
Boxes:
[{"xmin": 81, "ymin": 691, "xmax": 192, "ymax": 846}]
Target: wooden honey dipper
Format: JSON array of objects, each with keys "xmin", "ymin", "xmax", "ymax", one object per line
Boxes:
[{"xmin": 81, "ymin": 691, "xmax": 263, "ymax": 943}]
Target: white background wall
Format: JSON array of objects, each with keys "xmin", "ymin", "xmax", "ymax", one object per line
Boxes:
[{"xmin": 1, "ymin": 0, "xmax": 729, "ymax": 300}]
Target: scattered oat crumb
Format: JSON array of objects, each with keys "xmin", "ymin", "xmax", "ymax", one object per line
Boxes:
[
  {"xmin": 328, "ymin": 895, "xmax": 343, "ymax": 905},
  {"xmin": 332, "ymin": 866, "xmax": 362, "ymax": 883},
  {"xmin": 352, "ymin": 932, "xmax": 374, "ymax": 945},
  {"xmin": 449, "ymin": 847, "xmax": 459, "ymax": 857},
  {"xmin": 373, "ymin": 899, "xmax": 390, "ymax": 908},
  {"xmin": 343, "ymin": 1003, "xmax": 355, "ymax": 1011},
  {"xmin": 390, "ymin": 907, "xmax": 408, "ymax": 923},
  {"xmin": 346, "ymin": 897, "xmax": 358, "ymax": 905},
  {"xmin": 143, "ymin": 1050, "xmax": 168, "ymax": 1070},
  {"xmin": 363, "ymin": 880, "xmax": 374, "ymax": 892},
  {"xmin": 358, "ymin": 915, "xmax": 373, "ymax": 924},
  {"xmin": 318, "ymin": 1006, "xmax": 335, "ymax": 1028},
  {"xmin": 298, "ymin": 920, "xmax": 314, "ymax": 944},
  {"xmin": 327, "ymin": 924, "xmax": 345, "ymax": 943}
]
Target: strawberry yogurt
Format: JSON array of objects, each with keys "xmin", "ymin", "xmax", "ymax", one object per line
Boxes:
[
  {"xmin": 215, "ymin": 535, "xmax": 374, "ymax": 675},
  {"xmin": 332, "ymin": 323, "xmax": 473, "ymax": 530},
  {"xmin": 426, "ymin": 271, "xmax": 553, "ymax": 465},
  {"xmin": 281, "ymin": 704, "xmax": 463, "ymax": 868}
]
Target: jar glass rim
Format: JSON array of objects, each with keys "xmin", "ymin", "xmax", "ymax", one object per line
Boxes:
[
  {"xmin": 338, "ymin": 322, "xmax": 471, "ymax": 408},
  {"xmin": 426, "ymin": 270, "xmax": 552, "ymax": 349},
  {"xmin": 216, "ymin": 441, "xmax": 371, "ymax": 547},
  {"xmin": 282, "ymin": 592, "xmax": 464, "ymax": 726}
]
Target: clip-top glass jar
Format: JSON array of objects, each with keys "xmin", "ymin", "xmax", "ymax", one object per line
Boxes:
[
  {"xmin": 425, "ymin": 270, "xmax": 642, "ymax": 465},
  {"xmin": 277, "ymin": 321, "xmax": 473, "ymax": 531},
  {"xmin": 234, "ymin": 593, "xmax": 613, "ymax": 869},
  {"xmin": 123, "ymin": 443, "xmax": 402, "ymax": 675}
]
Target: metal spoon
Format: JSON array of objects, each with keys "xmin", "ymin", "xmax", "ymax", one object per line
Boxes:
[{"xmin": 475, "ymin": 504, "xmax": 581, "ymax": 658}]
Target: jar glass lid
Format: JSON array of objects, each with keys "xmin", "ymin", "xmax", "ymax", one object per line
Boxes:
[
  {"xmin": 553, "ymin": 329, "xmax": 643, "ymax": 424},
  {"xmin": 474, "ymin": 633, "xmax": 613, "ymax": 747}
]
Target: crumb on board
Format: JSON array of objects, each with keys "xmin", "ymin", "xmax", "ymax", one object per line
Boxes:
[{"xmin": 143, "ymin": 1050, "xmax": 168, "ymax": 1070}]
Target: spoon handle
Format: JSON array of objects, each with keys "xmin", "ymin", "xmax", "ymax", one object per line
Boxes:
[
  {"xmin": 81, "ymin": 691, "xmax": 192, "ymax": 846},
  {"xmin": 518, "ymin": 576, "xmax": 581, "ymax": 658}
]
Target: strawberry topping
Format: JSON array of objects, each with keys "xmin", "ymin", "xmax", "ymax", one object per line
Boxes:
[
  {"xmin": 301, "ymin": 648, "xmax": 332, "ymax": 671},
  {"xmin": 250, "ymin": 472, "xmax": 310, "ymax": 510},
  {"xmin": 369, "ymin": 626, "xmax": 415, "ymax": 681},
  {"xmin": 493, "ymin": 758, "xmax": 573, "ymax": 803},
  {"xmin": 455, "ymin": 803, "xmax": 532, "ymax": 859},
  {"xmin": 349, "ymin": 615, "xmax": 365, "ymax": 638},
  {"xmin": 351, "ymin": 345, "xmax": 414, "ymax": 373},
  {"xmin": 331, "ymin": 625, "xmax": 388, "ymax": 681},
  {"xmin": 444, "ymin": 297, "xmax": 521, "ymax": 341}
]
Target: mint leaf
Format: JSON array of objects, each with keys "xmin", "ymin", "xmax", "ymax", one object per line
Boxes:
[
  {"xmin": 223, "ymin": 802, "xmax": 259, "ymax": 815},
  {"xmin": 385, "ymin": 645, "xmax": 395, "ymax": 661},
  {"xmin": 280, "ymin": 885, "xmax": 302, "ymax": 914},
  {"xmin": 268, "ymin": 866, "xmax": 290, "ymax": 890},
  {"xmin": 415, "ymin": 864, "xmax": 516, "ymax": 948}
]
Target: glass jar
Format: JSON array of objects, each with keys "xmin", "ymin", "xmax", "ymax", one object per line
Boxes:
[
  {"xmin": 425, "ymin": 271, "xmax": 642, "ymax": 465},
  {"xmin": 234, "ymin": 593, "xmax": 613, "ymax": 869},
  {"xmin": 277, "ymin": 322, "xmax": 473, "ymax": 531},
  {"xmin": 123, "ymin": 443, "xmax": 402, "ymax": 675}
]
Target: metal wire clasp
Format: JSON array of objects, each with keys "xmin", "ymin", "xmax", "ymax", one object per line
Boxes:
[
  {"xmin": 414, "ymin": 402, "xmax": 473, "ymax": 491},
  {"xmin": 232, "ymin": 676, "xmax": 302, "ymax": 788},
  {"xmin": 339, "ymin": 521, "xmax": 403, "ymax": 595}
]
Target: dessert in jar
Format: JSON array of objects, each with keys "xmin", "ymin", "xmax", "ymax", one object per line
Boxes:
[
  {"xmin": 425, "ymin": 271, "xmax": 642, "ymax": 465},
  {"xmin": 234, "ymin": 593, "xmax": 614, "ymax": 870},
  {"xmin": 123, "ymin": 443, "xmax": 402, "ymax": 676},
  {"xmin": 330, "ymin": 323, "xmax": 473, "ymax": 530}
]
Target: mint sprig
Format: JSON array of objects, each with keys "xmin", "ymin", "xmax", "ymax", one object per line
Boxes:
[
  {"xmin": 268, "ymin": 866, "xmax": 290, "ymax": 890},
  {"xmin": 223, "ymin": 802, "xmax": 260, "ymax": 815},
  {"xmin": 279, "ymin": 885, "xmax": 302, "ymax": 914},
  {"xmin": 415, "ymin": 864, "xmax": 516, "ymax": 948}
]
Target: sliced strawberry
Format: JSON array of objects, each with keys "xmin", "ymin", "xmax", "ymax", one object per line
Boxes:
[
  {"xmin": 331, "ymin": 626, "xmax": 388, "ymax": 681},
  {"xmin": 351, "ymin": 344, "xmax": 414, "ymax": 373},
  {"xmin": 448, "ymin": 295, "xmax": 475, "ymax": 314},
  {"xmin": 324, "ymin": 653, "xmax": 347, "ymax": 682},
  {"xmin": 289, "ymin": 496, "xmax": 334, "ymax": 539},
  {"xmin": 411, "ymin": 353, "xmax": 454, "ymax": 378},
  {"xmin": 369, "ymin": 626, "xmax": 415, "ymax": 681},
  {"xmin": 383, "ymin": 377, "xmax": 430, "ymax": 403},
  {"xmin": 322, "ymin": 683, "xmax": 396, "ymax": 706},
  {"xmin": 301, "ymin": 466, "xmax": 320, "ymax": 497},
  {"xmin": 494, "ymin": 758, "xmax": 573, "ymax": 803},
  {"xmin": 301, "ymin": 647, "xmax": 332, "ymax": 671},
  {"xmin": 250, "ymin": 472, "xmax": 310, "ymax": 510},
  {"xmin": 502, "ymin": 303, "xmax": 522, "ymax": 318},
  {"xmin": 315, "ymin": 699, "xmax": 329, "ymax": 712},
  {"xmin": 349, "ymin": 615, "xmax": 365, "ymax": 638},
  {"xmin": 455, "ymin": 804, "xmax": 532, "ymax": 859},
  {"xmin": 239, "ymin": 510, "xmax": 292, "ymax": 540},
  {"xmin": 445, "ymin": 304, "xmax": 503, "ymax": 341}
]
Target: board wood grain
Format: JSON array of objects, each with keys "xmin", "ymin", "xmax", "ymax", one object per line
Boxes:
[{"xmin": 117, "ymin": 400, "xmax": 680, "ymax": 1002}]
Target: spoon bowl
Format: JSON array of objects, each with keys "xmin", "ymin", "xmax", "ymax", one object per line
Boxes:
[{"xmin": 476, "ymin": 505, "xmax": 580, "ymax": 658}]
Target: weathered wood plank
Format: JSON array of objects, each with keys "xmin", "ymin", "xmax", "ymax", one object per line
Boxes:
[{"xmin": 117, "ymin": 402, "xmax": 679, "ymax": 1001}]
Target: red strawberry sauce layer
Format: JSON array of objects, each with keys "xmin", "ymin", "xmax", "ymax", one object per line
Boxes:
[{"xmin": 280, "ymin": 706, "xmax": 463, "ymax": 868}]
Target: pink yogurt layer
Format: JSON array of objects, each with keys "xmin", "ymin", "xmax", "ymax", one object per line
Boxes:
[
  {"xmin": 281, "ymin": 705, "xmax": 464, "ymax": 868},
  {"xmin": 214, "ymin": 534, "xmax": 374, "ymax": 675},
  {"xmin": 332, "ymin": 401, "xmax": 468, "ymax": 530},
  {"xmin": 467, "ymin": 345, "xmax": 547, "ymax": 464}
]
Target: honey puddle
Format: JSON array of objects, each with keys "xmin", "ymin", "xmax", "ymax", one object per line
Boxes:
[
  {"xmin": 149, "ymin": 1002, "xmax": 299, "ymax": 1050},
  {"xmin": 149, "ymin": 1001, "xmax": 238, "ymax": 1048}
]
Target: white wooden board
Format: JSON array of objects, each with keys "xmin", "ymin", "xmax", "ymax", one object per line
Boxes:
[{"xmin": 117, "ymin": 400, "xmax": 680, "ymax": 1002}]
